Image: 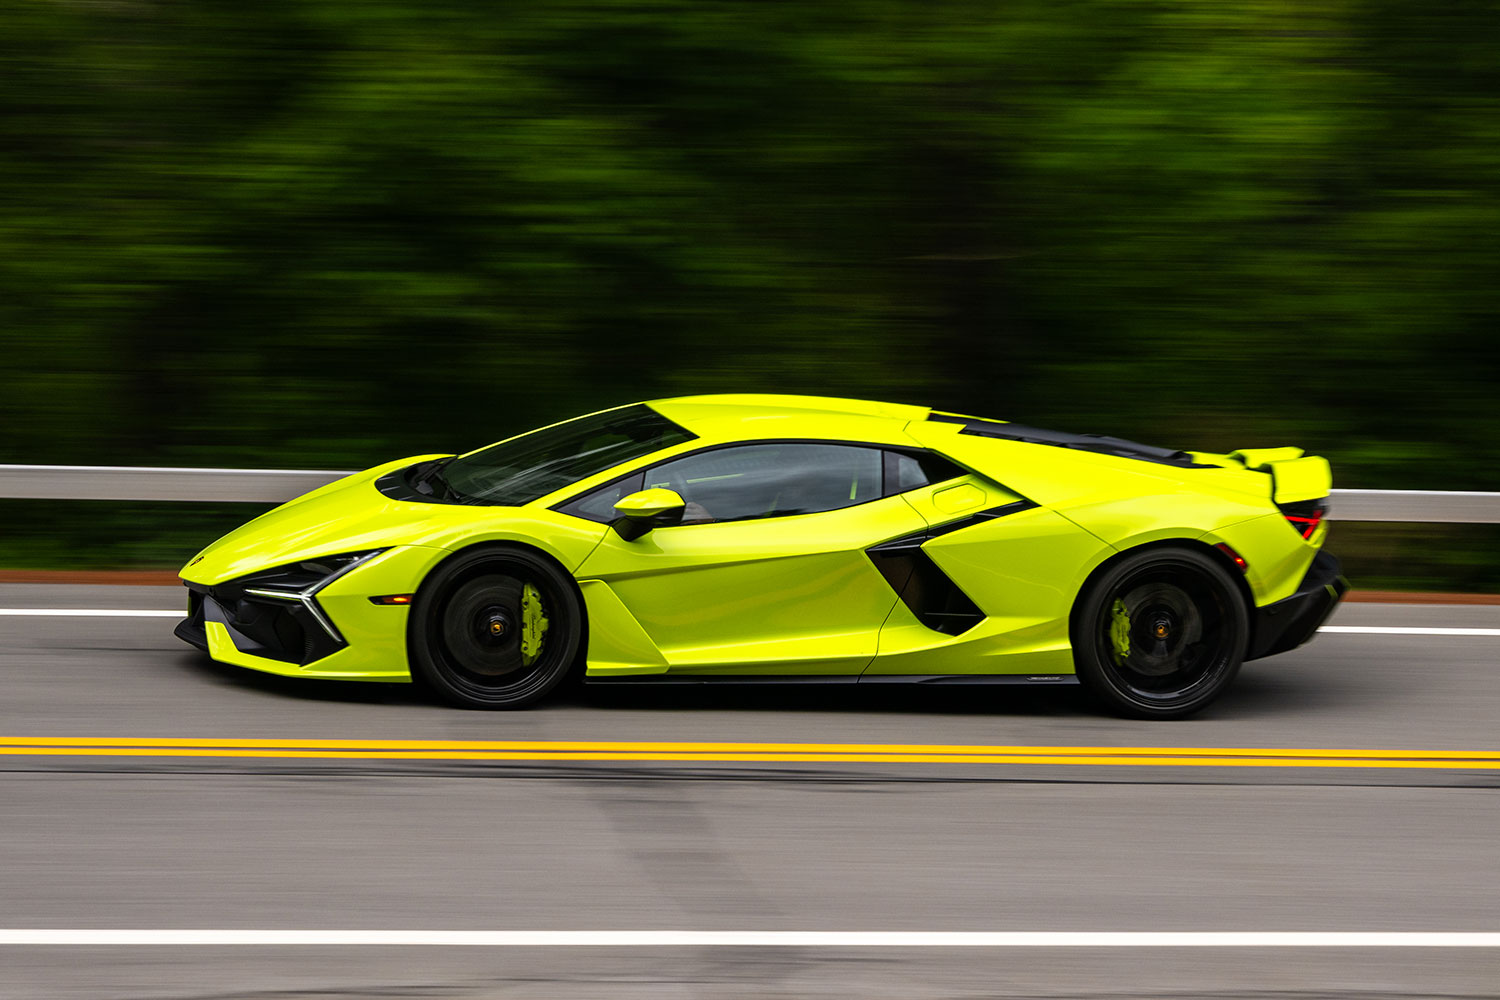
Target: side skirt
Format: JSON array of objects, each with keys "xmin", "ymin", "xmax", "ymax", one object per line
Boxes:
[
  {"xmin": 583, "ymin": 674, "xmax": 1078, "ymax": 686},
  {"xmin": 858, "ymin": 674, "xmax": 1079, "ymax": 686}
]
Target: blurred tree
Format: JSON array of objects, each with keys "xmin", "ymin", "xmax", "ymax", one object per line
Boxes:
[{"xmin": 0, "ymin": 0, "xmax": 1496, "ymax": 493}]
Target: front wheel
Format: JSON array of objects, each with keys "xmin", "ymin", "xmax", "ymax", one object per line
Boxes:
[
  {"xmin": 1072, "ymin": 547, "xmax": 1248, "ymax": 719},
  {"xmin": 409, "ymin": 547, "xmax": 583, "ymax": 709}
]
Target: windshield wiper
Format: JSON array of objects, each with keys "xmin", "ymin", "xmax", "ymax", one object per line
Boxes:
[{"xmin": 409, "ymin": 458, "xmax": 468, "ymax": 501}]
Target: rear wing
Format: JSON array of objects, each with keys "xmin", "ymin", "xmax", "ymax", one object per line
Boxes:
[{"xmin": 1228, "ymin": 448, "xmax": 1331, "ymax": 505}]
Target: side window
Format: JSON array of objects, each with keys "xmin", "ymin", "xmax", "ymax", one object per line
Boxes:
[
  {"xmin": 554, "ymin": 472, "xmax": 644, "ymax": 523},
  {"xmin": 884, "ymin": 451, "xmax": 966, "ymax": 494},
  {"xmin": 645, "ymin": 444, "xmax": 883, "ymax": 524}
]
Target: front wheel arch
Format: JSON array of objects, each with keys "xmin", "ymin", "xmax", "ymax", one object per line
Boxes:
[{"xmin": 407, "ymin": 542, "xmax": 589, "ymax": 707}]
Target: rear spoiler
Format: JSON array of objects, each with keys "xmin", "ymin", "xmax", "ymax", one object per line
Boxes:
[{"xmin": 1228, "ymin": 448, "xmax": 1331, "ymax": 505}]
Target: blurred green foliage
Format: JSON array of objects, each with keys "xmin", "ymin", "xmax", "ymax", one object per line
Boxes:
[
  {"xmin": 1, "ymin": 1, "xmax": 1498, "ymax": 579},
  {"xmin": 0, "ymin": 501, "xmax": 274, "ymax": 571},
  {"xmin": 1331, "ymin": 523, "xmax": 1500, "ymax": 594}
]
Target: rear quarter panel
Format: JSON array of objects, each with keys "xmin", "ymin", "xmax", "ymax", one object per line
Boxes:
[
  {"xmin": 1197, "ymin": 514, "xmax": 1321, "ymax": 606},
  {"xmin": 866, "ymin": 504, "xmax": 1114, "ymax": 676},
  {"xmin": 905, "ymin": 418, "xmax": 1311, "ymax": 608}
]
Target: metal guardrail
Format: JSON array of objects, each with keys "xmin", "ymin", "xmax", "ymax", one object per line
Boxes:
[
  {"xmin": 0, "ymin": 465, "xmax": 1497, "ymax": 522},
  {"xmin": 1324, "ymin": 489, "xmax": 1500, "ymax": 524},
  {"xmin": 0, "ymin": 465, "xmax": 348, "ymax": 504}
]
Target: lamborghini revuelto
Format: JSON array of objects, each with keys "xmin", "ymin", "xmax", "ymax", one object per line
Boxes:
[{"xmin": 177, "ymin": 395, "xmax": 1347, "ymax": 718}]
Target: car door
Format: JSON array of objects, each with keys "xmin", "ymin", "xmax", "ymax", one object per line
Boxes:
[{"xmin": 572, "ymin": 442, "xmax": 929, "ymax": 675}]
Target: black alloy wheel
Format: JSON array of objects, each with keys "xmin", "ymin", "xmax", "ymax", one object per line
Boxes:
[
  {"xmin": 409, "ymin": 546, "xmax": 583, "ymax": 709},
  {"xmin": 1072, "ymin": 546, "xmax": 1249, "ymax": 719}
]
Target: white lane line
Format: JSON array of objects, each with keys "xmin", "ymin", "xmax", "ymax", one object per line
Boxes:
[
  {"xmin": 0, "ymin": 609, "xmax": 181, "ymax": 618},
  {"xmin": 1333, "ymin": 489, "xmax": 1500, "ymax": 498},
  {"xmin": 1318, "ymin": 625, "xmax": 1500, "ymax": 637},
  {"xmin": 1, "ymin": 612, "xmax": 1498, "ymax": 637},
  {"xmin": 0, "ymin": 930, "xmax": 1496, "ymax": 947}
]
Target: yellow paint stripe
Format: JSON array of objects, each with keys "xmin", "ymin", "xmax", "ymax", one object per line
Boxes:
[
  {"xmin": 1, "ymin": 736, "xmax": 1498, "ymax": 759},
  {"xmin": 0, "ymin": 748, "xmax": 1496, "ymax": 768},
  {"xmin": 0, "ymin": 738, "xmax": 1496, "ymax": 769}
]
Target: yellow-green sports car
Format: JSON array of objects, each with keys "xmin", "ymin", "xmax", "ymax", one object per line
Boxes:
[{"xmin": 177, "ymin": 394, "xmax": 1346, "ymax": 718}]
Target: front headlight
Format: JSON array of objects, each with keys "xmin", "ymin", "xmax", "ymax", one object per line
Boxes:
[{"xmin": 236, "ymin": 550, "xmax": 387, "ymax": 644}]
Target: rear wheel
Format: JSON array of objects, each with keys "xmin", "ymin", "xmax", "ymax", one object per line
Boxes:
[
  {"xmin": 1072, "ymin": 547, "xmax": 1248, "ymax": 719},
  {"xmin": 409, "ymin": 547, "xmax": 582, "ymax": 709}
]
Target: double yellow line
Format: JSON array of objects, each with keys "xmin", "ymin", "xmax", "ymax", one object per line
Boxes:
[{"xmin": 1, "ymin": 737, "xmax": 1498, "ymax": 769}]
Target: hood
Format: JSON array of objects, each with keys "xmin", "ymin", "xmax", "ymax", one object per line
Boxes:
[{"xmin": 180, "ymin": 455, "xmax": 462, "ymax": 585}]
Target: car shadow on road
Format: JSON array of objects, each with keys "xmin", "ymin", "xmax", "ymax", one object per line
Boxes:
[
  {"xmin": 169, "ymin": 650, "xmax": 432, "ymax": 707},
  {"xmin": 565, "ymin": 681, "xmax": 1098, "ymax": 719},
  {"xmin": 169, "ymin": 648, "xmax": 1353, "ymax": 722}
]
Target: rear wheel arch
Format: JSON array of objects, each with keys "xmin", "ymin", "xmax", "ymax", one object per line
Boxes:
[
  {"xmin": 1069, "ymin": 539, "xmax": 1252, "ymax": 719},
  {"xmin": 1072, "ymin": 538, "xmax": 1255, "ymax": 634}
]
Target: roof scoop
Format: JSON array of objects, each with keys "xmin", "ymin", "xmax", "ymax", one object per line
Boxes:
[{"xmin": 927, "ymin": 413, "xmax": 1206, "ymax": 468}]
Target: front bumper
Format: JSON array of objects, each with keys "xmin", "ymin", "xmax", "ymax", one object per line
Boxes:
[
  {"xmin": 1245, "ymin": 549, "xmax": 1349, "ymax": 661},
  {"xmin": 175, "ymin": 580, "xmax": 343, "ymax": 665},
  {"xmin": 176, "ymin": 545, "xmax": 448, "ymax": 680}
]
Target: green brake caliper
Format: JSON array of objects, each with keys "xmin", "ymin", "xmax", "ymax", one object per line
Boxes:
[
  {"xmin": 520, "ymin": 583, "xmax": 550, "ymax": 666},
  {"xmin": 1109, "ymin": 598, "xmax": 1131, "ymax": 666}
]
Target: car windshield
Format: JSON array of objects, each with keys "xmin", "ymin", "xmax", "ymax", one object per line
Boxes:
[{"xmin": 439, "ymin": 404, "xmax": 695, "ymax": 506}]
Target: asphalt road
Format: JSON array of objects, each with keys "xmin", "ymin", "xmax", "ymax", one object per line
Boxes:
[{"xmin": 0, "ymin": 584, "xmax": 1497, "ymax": 999}]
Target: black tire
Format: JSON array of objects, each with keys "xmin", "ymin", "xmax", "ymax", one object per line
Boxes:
[
  {"xmin": 409, "ymin": 546, "xmax": 583, "ymax": 709},
  {"xmin": 1071, "ymin": 546, "xmax": 1249, "ymax": 719}
]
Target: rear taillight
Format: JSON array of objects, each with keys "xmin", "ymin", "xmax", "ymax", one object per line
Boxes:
[{"xmin": 1277, "ymin": 498, "xmax": 1328, "ymax": 540}]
